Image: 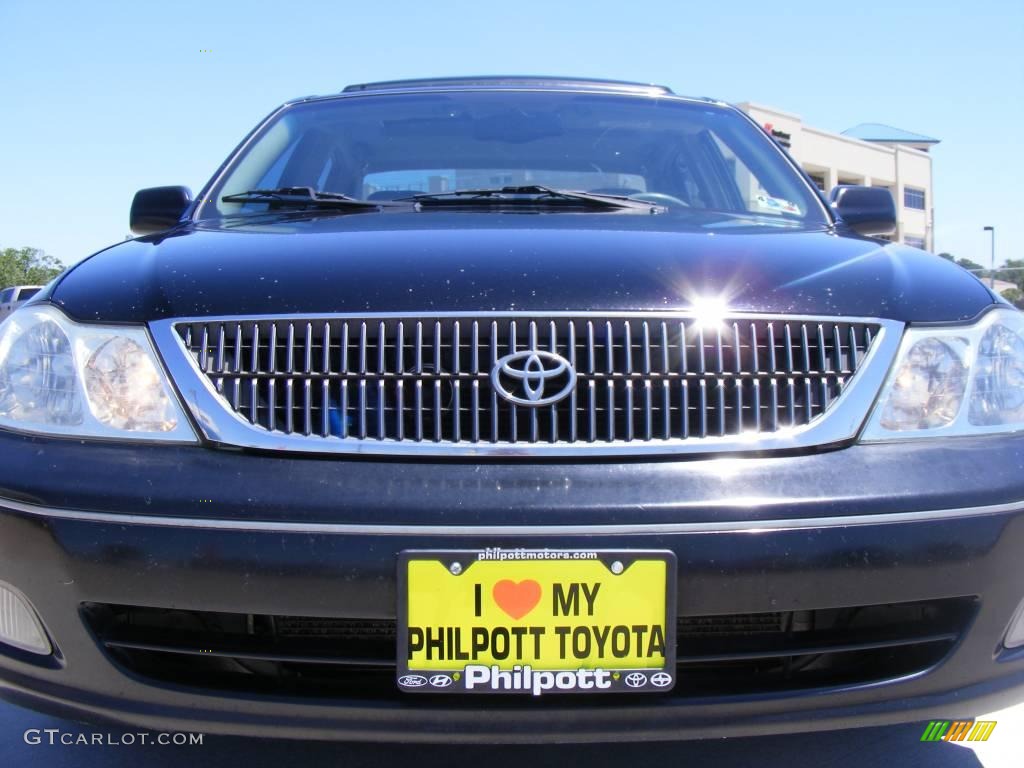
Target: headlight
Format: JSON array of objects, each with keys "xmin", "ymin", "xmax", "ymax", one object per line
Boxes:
[
  {"xmin": 862, "ymin": 308, "xmax": 1024, "ymax": 440},
  {"xmin": 0, "ymin": 305, "xmax": 196, "ymax": 441}
]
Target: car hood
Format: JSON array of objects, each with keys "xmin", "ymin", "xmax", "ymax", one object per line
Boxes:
[{"xmin": 50, "ymin": 212, "xmax": 995, "ymax": 324}]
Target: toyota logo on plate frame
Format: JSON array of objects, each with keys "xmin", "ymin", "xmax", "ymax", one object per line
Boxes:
[{"xmin": 491, "ymin": 350, "xmax": 576, "ymax": 407}]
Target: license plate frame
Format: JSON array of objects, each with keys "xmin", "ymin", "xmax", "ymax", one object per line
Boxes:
[{"xmin": 396, "ymin": 548, "xmax": 676, "ymax": 695}]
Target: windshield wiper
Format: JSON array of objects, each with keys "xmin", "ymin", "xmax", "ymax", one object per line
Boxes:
[
  {"xmin": 396, "ymin": 185, "xmax": 662, "ymax": 212},
  {"xmin": 221, "ymin": 187, "xmax": 411, "ymax": 210}
]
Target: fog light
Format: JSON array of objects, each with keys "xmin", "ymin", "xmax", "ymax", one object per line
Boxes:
[
  {"xmin": 0, "ymin": 582, "xmax": 51, "ymax": 655},
  {"xmin": 1005, "ymin": 598, "xmax": 1024, "ymax": 649}
]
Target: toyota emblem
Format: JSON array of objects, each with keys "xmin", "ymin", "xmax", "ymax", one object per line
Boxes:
[
  {"xmin": 491, "ymin": 350, "xmax": 576, "ymax": 407},
  {"xmin": 650, "ymin": 672, "xmax": 673, "ymax": 688},
  {"xmin": 623, "ymin": 672, "xmax": 648, "ymax": 688}
]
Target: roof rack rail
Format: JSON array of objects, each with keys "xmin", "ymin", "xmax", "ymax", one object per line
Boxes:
[{"xmin": 341, "ymin": 76, "xmax": 674, "ymax": 95}]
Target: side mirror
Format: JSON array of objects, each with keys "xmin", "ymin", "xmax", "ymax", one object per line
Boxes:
[
  {"xmin": 130, "ymin": 186, "xmax": 193, "ymax": 235},
  {"xmin": 828, "ymin": 185, "xmax": 896, "ymax": 237}
]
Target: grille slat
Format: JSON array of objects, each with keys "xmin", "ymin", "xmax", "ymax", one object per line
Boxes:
[
  {"xmin": 267, "ymin": 324, "xmax": 278, "ymax": 432},
  {"xmin": 414, "ymin": 380, "xmax": 423, "ymax": 442},
  {"xmin": 340, "ymin": 322, "xmax": 349, "ymax": 374},
  {"xmin": 471, "ymin": 380, "xmax": 480, "ymax": 443},
  {"xmin": 698, "ymin": 380, "xmax": 708, "ymax": 438},
  {"xmin": 642, "ymin": 321, "xmax": 652, "ymax": 375},
  {"xmin": 339, "ymin": 380, "xmax": 349, "ymax": 438},
  {"xmin": 214, "ymin": 324, "xmax": 226, "ymax": 392},
  {"xmin": 199, "ymin": 325, "xmax": 209, "ymax": 373},
  {"xmin": 606, "ymin": 380, "xmax": 615, "ymax": 442},
  {"xmin": 249, "ymin": 325, "xmax": 259, "ymax": 423},
  {"xmin": 588, "ymin": 380, "xmax": 597, "ymax": 442},
  {"xmin": 285, "ymin": 323, "xmax": 295, "ymax": 434},
  {"xmin": 681, "ymin": 379, "xmax": 690, "ymax": 439},
  {"xmin": 549, "ymin": 320, "xmax": 559, "ymax": 443},
  {"xmin": 660, "ymin": 321, "xmax": 670, "ymax": 374},
  {"xmin": 231, "ymin": 324, "xmax": 242, "ymax": 409},
  {"xmin": 509, "ymin": 321, "xmax": 519, "ymax": 443},
  {"xmin": 358, "ymin": 380, "xmax": 367, "ymax": 439},
  {"xmin": 643, "ymin": 380, "xmax": 653, "ymax": 441},
  {"xmin": 661, "ymin": 380, "xmax": 671, "ymax": 440},
  {"xmin": 623, "ymin": 320, "xmax": 633, "ymax": 374},
  {"xmin": 176, "ymin": 314, "xmax": 882, "ymax": 450},
  {"xmin": 529, "ymin": 321, "xmax": 539, "ymax": 443}
]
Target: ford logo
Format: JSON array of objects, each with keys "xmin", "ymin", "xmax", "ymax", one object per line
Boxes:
[
  {"xmin": 491, "ymin": 350, "xmax": 576, "ymax": 407},
  {"xmin": 398, "ymin": 674, "xmax": 428, "ymax": 687}
]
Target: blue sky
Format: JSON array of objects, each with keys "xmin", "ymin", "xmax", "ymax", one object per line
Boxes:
[{"xmin": 1, "ymin": 0, "xmax": 1021, "ymax": 269}]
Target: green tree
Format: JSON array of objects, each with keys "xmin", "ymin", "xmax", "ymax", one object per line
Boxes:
[
  {"xmin": 0, "ymin": 247, "xmax": 65, "ymax": 289},
  {"xmin": 957, "ymin": 258, "xmax": 987, "ymax": 274},
  {"xmin": 937, "ymin": 252, "xmax": 987, "ymax": 276},
  {"xmin": 1001, "ymin": 288, "xmax": 1024, "ymax": 310},
  {"xmin": 994, "ymin": 259, "xmax": 1024, "ymax": 292}
]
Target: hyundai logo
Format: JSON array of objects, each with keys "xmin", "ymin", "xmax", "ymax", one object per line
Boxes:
[
  {"xmin": 429, "ymin": 674, "xmax": 454, "ymax": 688},
  {"xmin": 491, "ymin": 350, "xmax": 576, "ymax": 407}
]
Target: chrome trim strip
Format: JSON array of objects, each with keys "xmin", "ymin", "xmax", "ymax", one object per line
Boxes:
[
  {"xmin": 0, "ymin": 495, "xmax": 1018, "ymax": 536},
  {"xmin": 159, "ymin": 310, "xmax": 895, "ymax": 322},
  {"xmin": 150, "ymin": 312, "xmax": 904, "ymax": 457}
]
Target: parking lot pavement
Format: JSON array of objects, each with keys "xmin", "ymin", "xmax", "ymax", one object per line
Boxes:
[{"xmin": 1, "ymin": 701, "xmax": 1021, "ymax": 768}]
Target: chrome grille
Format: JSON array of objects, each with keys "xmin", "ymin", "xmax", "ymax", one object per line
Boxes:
[{"xmin": 162, "ymin": 313, "xmax": 897, "ymax": 456}]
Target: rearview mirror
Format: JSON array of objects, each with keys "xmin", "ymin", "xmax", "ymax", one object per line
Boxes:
[
  {"xmin": 130, "ymin": 186, "xmax": 193, "ymax": 235},
  {"xmin": 828, "ymin": 185, "xmax": 896, "ymax": 237}
]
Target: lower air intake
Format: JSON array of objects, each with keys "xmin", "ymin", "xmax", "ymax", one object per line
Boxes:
[{"xmin": 83, "ymin": 597, "xmax": 974, "ymax": 700}]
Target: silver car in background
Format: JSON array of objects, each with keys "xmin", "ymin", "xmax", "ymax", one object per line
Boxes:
[{"xmin": 0, "ymin": 286, "xmax": 42, "ymax": 321}]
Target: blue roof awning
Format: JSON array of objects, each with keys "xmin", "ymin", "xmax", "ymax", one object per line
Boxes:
[{"xmin": 842, "ymin": 123, "xmax": 940, "ymax": 145}]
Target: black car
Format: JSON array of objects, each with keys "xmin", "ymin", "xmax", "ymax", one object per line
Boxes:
[{"xmin": 1, "ymin": 76, "xmax": 1023, "ymax": 742}]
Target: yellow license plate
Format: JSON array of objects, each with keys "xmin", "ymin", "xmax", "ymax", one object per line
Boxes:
[{"xmin": 397, "ymin": 549, "xmax": 676, "ymax": 695}]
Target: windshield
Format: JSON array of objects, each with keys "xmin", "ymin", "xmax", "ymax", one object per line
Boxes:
[{"xmin": 199, "ymin": 91, "xmax": 828, "ymax": 225}]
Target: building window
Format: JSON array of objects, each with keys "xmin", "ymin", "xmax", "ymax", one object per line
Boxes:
[
  {"xmin": 904, "ymin": 235, "xmax": 926, "ymax": 249},
  {"xmin": 806, "ymin": 172, "xmax": 826, "ymax": 191},
  {"xmin": 904, "ymin": 187, "xmax": 926, "ymax": 210}
]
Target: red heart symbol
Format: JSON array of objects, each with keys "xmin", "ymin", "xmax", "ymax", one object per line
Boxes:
[{"xmin": 492, "ymin": 579, "xmax": 542, "ymax": 620}]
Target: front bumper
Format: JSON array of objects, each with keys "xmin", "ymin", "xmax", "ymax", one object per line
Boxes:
[{"xmin": 2, "ymin": 430, "xmax": 1024, "ymax": 742}]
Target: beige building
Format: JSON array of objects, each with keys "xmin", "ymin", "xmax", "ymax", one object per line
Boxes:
[{"xmin": 738, "ymin": 104, "xmax": 938, "ymax": 251}]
